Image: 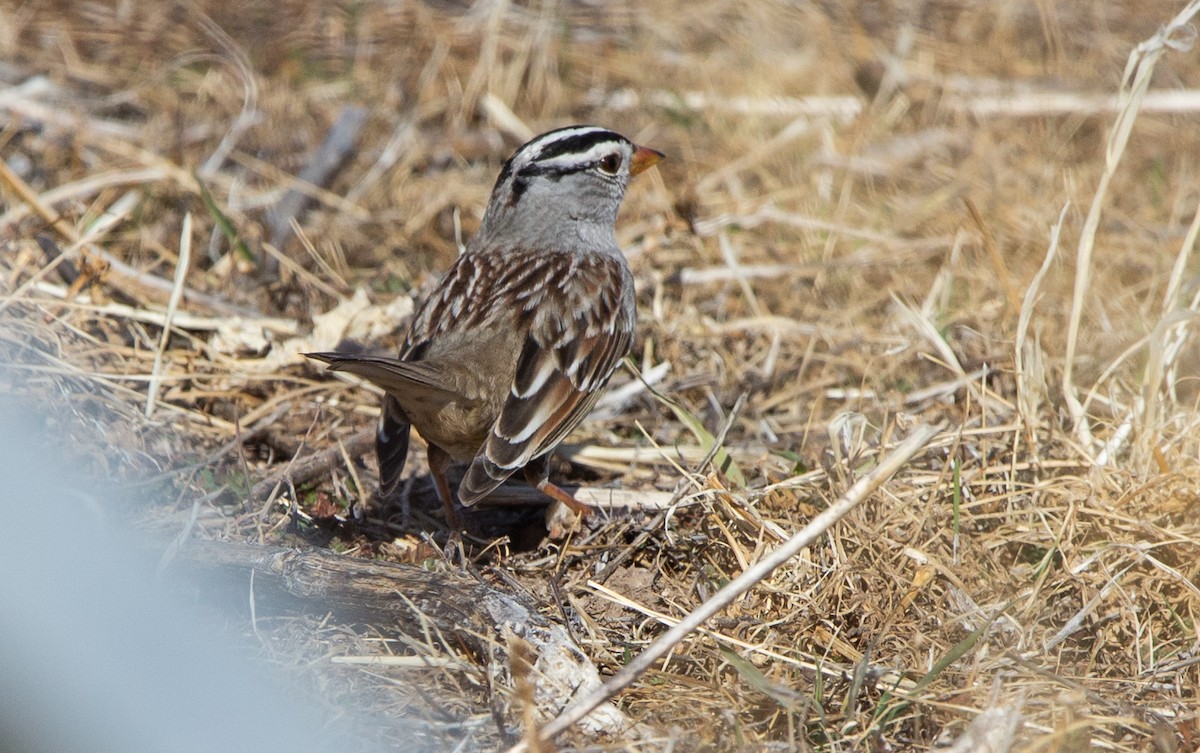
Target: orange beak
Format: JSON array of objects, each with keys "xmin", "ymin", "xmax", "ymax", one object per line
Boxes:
[{"xmin": 630, "ymin": 145, "xmax": 665, "ymax": 176}]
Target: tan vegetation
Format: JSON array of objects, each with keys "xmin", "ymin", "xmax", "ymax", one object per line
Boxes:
[{"xmin": 2, "ymin": 0, "xmax": 1199, "ymax": 750}]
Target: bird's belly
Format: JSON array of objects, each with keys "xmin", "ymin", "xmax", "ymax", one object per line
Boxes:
[{"xmin": 408, "ymin": 398, "xmax": 496, "ymax": 461}]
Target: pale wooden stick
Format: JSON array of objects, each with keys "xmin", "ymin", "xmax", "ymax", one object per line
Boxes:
[
  {"xmin": 28, "ymin": 281, "xmax": 299, "ymax": 335},
  {"xmin": 592, "ymin": 86, "xmax": 1200, "ymax": 120},
  {"xmin": 145, "ymin": 213, "xmax": 192, "ymax": 417}
]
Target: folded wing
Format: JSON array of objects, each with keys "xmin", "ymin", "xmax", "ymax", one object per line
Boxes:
[{"xmin": 457, "ymin": 286, "xmax": 634, "ymax": 505}]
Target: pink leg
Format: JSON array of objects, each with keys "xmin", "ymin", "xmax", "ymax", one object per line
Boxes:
[
  {"xmin": 533, "ymin": 478, "xmax": 594, "ymax": 519},
  {"xmin": 522, "ymin": 455, "xmax": 594, "ymax": 518}
]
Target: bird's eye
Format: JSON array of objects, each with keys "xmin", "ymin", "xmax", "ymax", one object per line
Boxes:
[{"xmin": 597, "ymin": 153, "xmax": 621, "ymax": 175}]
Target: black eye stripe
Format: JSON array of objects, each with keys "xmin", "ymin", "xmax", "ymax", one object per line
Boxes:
[
  {"xmin": 518, "ymin": 153, "xmax": 623, "ymax": 180},
  {"xmin": 517, "ymin": 163, "xmax": 573, "ymax": 179}
]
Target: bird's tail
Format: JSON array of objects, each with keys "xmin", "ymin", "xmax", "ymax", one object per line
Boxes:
[{"xmin": 305, "ymin": 352, "xmax": 461, "ymax": 400}]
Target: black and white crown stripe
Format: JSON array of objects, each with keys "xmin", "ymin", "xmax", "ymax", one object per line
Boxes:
[
  {"xmin": 529, "ymin": 127, "xmax": 628, "ymax": 164},
  {"xmin": 496, "ymin": 126, "xmax": 630, "ymax": 182}
]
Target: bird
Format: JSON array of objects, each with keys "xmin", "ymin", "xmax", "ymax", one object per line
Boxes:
[{"xmin": 307, "ymin": 125, "xmax": 663, "ymax": 531}]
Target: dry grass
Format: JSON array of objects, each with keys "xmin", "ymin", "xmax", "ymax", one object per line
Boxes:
[{"xmin": 3, "ymin": 0, "xmax": 1200, "ymax": 750}]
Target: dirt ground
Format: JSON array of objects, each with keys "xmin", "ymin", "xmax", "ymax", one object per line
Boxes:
[{"xmin": 2, "ymin": 1, "xmax": 1199, "ymax": 751}]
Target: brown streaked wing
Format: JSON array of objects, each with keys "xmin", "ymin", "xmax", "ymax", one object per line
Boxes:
[
  {"xmin": 457, "ymin": 256, "xmax": 634, "ymax": 504},
  {"xmin": 400, "ymin": 248, "xmax": 549, "ymax": 359},
  {"xmin": 402, "ymin": 252, "xmax": 491, "ymax": 358}
]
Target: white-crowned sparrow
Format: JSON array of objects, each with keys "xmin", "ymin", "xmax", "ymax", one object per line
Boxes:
[{"xmin": 307, "ymin": 125, "xmax": 663, "ymax": 529}]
